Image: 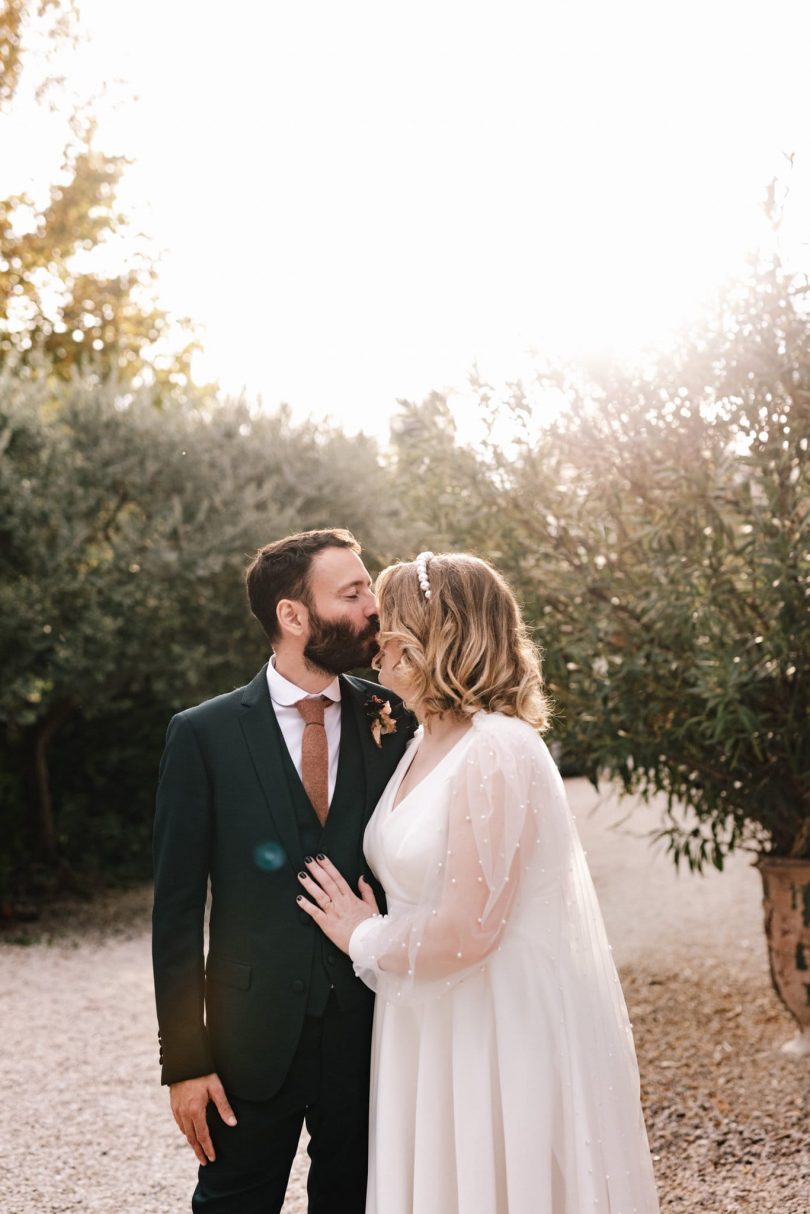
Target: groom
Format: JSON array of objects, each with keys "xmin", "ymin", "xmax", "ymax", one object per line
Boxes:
[{"xmin": 152, "ymin": 529, "xmax": 413, "ymax": 1213}]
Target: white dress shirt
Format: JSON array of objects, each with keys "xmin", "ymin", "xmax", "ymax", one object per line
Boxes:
[{"xmin": 266, "ymin": 657, "xmax": 342, "ymax": 805}]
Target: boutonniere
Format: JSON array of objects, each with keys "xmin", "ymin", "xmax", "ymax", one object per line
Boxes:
[{"xmin": 365, "ymin": 693, "xmax": 398, "ymax": 748}]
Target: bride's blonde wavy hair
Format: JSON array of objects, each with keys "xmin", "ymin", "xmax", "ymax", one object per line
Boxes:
[{"xmin": 374, "ymin": 553, "xmax": 550, "ymax": 731}]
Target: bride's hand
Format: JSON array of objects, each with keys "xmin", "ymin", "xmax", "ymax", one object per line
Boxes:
[{"xmin": 296, "ymin": 854, "xmax": 380, "ymax": 953}]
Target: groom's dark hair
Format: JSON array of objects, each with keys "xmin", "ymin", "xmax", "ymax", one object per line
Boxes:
[{"xmin": 245, "ymin": 528, "xmax": 361, "ymax": 643}]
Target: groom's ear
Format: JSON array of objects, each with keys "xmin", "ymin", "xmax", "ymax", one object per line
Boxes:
[{"xmin": 276, "ymin": 598, "xmax": 308, "ymax": 638}]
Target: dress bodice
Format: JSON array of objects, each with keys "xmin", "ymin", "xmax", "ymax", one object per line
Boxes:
[
  {"xmin": 354, "ymin": 711, "xmax": 661, "ymax": 1214},
  {"xmin": 363, "ymin": 725, "xmax": 478, "ymax": 909}
]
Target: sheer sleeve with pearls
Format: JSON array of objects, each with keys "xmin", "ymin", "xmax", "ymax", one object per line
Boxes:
[{"xmin": 349, "ymin": 714, "xmax": 542, "ymax": 1001}]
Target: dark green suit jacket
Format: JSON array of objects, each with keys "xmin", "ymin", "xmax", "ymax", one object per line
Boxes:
[{"xmin": 151, "ymin": 665, "xmax": 413, "ymax": 1101}]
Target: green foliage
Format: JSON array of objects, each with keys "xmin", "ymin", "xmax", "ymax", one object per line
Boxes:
[
  {"xmin": 0, "ymin": 140, "xmax": 196, "ymax": 394},
  {"xmin": 0, "ymin": 1, "xmax": 195, "ymax": 396},
  {"xmin": 0, "ymin": 0, "xmax": 76, "ymax": 111},
  {"xmin": 387, "ymin": 393, "xmax": 490, "ymax": 549},
  {"xmin": 395, "ymin": 258, "xmax": 809, "ymax": 871},
  {"xmin": 0, "ymin": 370, "xmax": 396, "ymax": 898},
  {"xmin": 0, "ymin": 0, "xmax": 26, "ymax": 107}
]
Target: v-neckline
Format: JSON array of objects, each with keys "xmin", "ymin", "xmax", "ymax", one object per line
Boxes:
[{"xmin": 387, "ymin": 722, "xmax": 475, "ymax": 814}]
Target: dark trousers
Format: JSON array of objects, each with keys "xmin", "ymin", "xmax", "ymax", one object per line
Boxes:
[{"xmin": 192, "ymin": 993, "xmax": 373, "ymax": 1214}]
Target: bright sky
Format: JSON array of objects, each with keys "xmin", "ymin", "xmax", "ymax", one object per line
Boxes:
[{"xmin": 5, "ymin": 0, "xmax": 810, "ymax": 437}]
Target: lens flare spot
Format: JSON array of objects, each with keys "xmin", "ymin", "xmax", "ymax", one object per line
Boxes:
[{"xmin": 253, "ymin": 841, "xmax": 286, "ymax": 872}]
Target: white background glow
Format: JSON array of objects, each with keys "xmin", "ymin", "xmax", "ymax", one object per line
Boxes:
[{"xmin": 4, "ymin": 0, "xmax": 810, "ymax": 436}]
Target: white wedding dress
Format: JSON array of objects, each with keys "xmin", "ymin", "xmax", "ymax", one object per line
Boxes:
[{"xmin": 349, "ymin": 711, "xmax": 660, "ymax": 1214}]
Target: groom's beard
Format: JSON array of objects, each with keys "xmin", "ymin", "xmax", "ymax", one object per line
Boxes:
[{"xmin": 303, "ymin": 609, "xmax": 380, "ymax": 676}]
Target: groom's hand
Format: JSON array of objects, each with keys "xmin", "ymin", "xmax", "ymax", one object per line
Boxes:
[{"xmin": 169, "ymin": 1072, "xmax": 237, "ymax": 1165}]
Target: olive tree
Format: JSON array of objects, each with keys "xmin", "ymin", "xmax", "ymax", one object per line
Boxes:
[
  {"xmin": 0, "ymin": 369, "xmax": 395, "ymax": 892},
  {"xmin": 441, "ymin": 257, "xmax": 809, "ymax": 871}
]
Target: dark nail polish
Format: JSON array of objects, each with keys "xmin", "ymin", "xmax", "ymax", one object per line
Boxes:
[
  {"xmin": 304, "ymin": 855, "xmax": 314, "ymax": 863},
  {"xmin": 296, "ymin": 894, "xmax": 303, "ymax": 902},
  {"xmin": 298, "ymin": 871, "xmax": 307, "ymax": 879},
  {"xmin": 316, "ymin": 853, "xmax": 326, "ymax": 860}
]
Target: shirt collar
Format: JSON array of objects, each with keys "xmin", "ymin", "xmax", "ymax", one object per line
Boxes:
[{"xmin": 267, "ymin": 655, "xmax": 341, "ymax": 707}]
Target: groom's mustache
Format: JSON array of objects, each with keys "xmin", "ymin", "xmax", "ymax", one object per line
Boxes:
[
  {"xmin": 352, "ymin": 613, "xmax": 381, "ymax": 658},
  {"xmin": 360, "ymin": 614, "xmax": 381, "ymax": 642},
  {"xmin": 303, "ymin": 610, "xmax": 381, "ymax": 674}
]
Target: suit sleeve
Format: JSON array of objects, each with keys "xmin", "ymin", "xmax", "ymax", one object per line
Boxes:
[{"xmin": 152, "ymin": 712, "xmax": 215, "ymax": 1084}]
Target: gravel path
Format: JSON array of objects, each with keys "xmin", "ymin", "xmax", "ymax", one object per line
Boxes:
[{"xmin": 2, "ymin": 779, "xmax": 807, "ymax": 1213}]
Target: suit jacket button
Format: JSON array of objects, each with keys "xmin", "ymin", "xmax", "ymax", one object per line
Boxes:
[
  {"xmin": 291, "ymin": 978, "xmax": 306, "ymax": 994},
  {"xmin": 326, "ymin": 954, "xmax": 336, "ymax": 966}
]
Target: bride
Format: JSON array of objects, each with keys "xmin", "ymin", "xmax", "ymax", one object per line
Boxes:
[{"xmin": 297, "ymin": 551, "xmax": 660, "ymax": 1213}]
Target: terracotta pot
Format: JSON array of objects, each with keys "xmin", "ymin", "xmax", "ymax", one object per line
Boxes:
[{"xmin": 757, "ymin": 856, "xmax": 810, "ymax": 1056}]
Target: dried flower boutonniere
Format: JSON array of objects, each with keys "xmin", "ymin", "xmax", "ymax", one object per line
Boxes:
[{"xmin": 365, "ymin": 693, "xmax": 397, "ymax": 748}]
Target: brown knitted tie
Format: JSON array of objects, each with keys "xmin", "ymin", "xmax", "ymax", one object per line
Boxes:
[{"xmin": 294, "ymin": 696, "xmax": 332, "ymax": 826}]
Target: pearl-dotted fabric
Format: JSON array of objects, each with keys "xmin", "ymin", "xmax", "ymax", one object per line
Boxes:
[{"xmin": 350, "ymin": 710, "xmax": 660, "ymax": 1214}]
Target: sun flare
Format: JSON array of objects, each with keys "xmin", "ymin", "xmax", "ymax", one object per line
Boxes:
[{"xmin": 5, "ymin": 0, "xmax": 810, "ymax": 437}]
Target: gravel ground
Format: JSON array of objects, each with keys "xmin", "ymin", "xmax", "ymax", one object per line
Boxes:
[{"xmin": 2, "ymin": 779, "xmax": 808, "ymax": 1213}]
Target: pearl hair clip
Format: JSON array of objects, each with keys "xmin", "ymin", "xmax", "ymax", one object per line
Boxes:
[{"xmin": 415, "ymin": 551, "xmax": 434, "ymax": 600}]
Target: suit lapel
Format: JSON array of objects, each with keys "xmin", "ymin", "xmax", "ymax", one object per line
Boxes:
[
  {"xmin": 237, "ymin": 667, "xmax": 410, "ymax": 871},
  {"xmin": 340, "ymin": 675, "xmax": 413, "ymax": 815},
  {"xmin": 237, "ymin": 664, "xmax": 303, "ymax": 876},
  {"xmin": 340, "ymin": 674, "xmax": 380, "ymax": 815}
]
